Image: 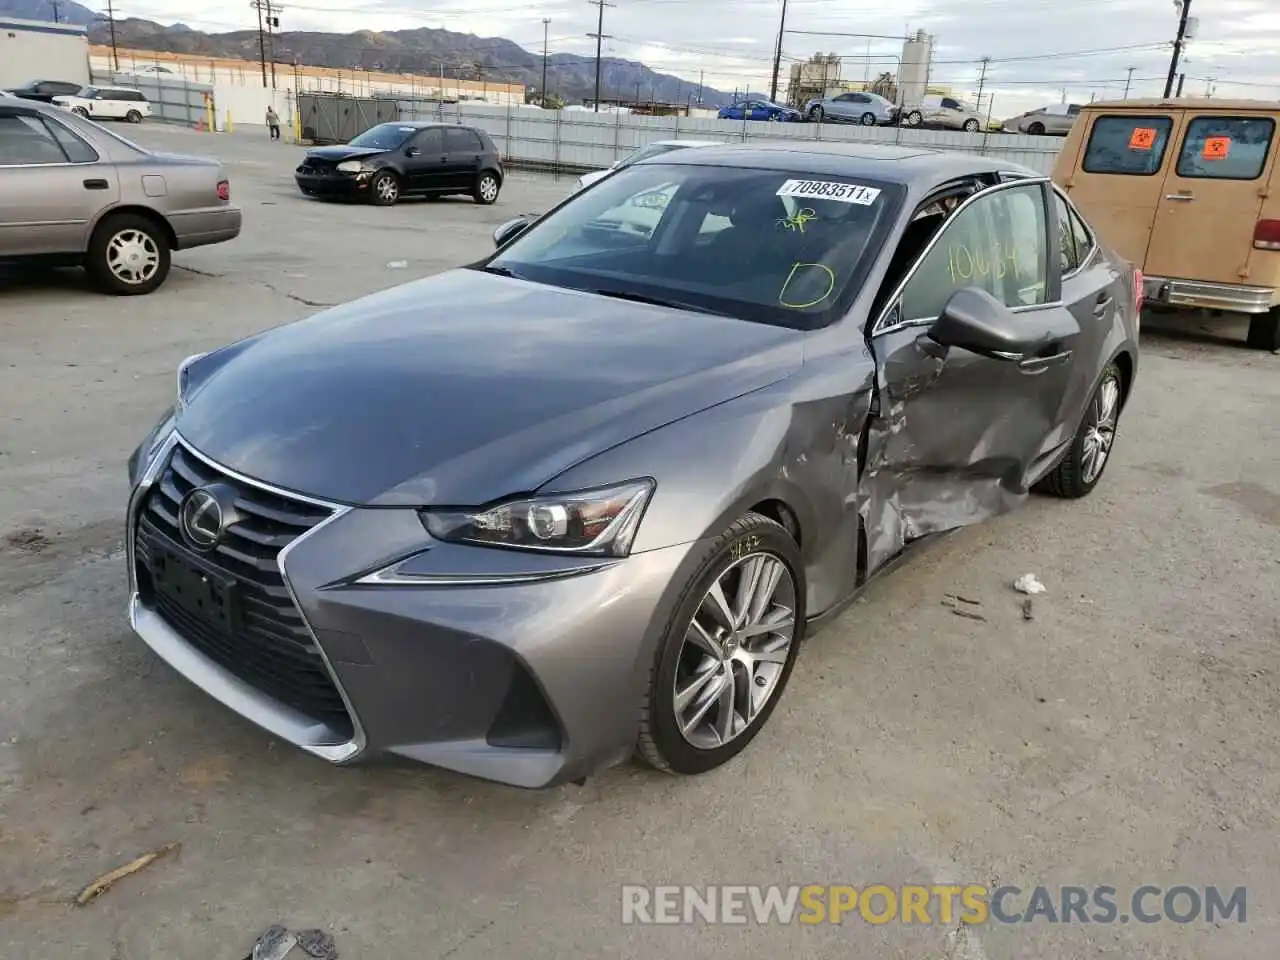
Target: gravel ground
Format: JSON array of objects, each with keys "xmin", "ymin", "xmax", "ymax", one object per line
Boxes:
[{"xmin": 1, "ymin": 124, "xmax": 1277, "ymax": 960}]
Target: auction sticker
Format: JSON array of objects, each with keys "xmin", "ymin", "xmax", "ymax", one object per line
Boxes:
[{"xmin": 777, "ymin": 179, "xmax": 881, "ymax": 205}]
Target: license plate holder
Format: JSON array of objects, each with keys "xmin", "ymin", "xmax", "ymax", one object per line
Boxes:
[{"xmin": 150, "ymin": 543, "xmax": 240, "ymax": 633}]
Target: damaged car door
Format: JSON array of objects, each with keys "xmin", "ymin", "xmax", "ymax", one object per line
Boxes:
[{"xmin": 860, "ymin": 178, "xmax": 1080, "ymax": 575}]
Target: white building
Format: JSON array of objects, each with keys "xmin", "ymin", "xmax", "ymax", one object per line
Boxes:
[
  {"xmin": 0, "ymin": 17, "xmax": 90, "ymax": 90},
  {"xmin": 899, "ymin": 29, "xmax": 934, "ymax": 109}
]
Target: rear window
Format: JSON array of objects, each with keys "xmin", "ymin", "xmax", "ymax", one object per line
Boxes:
[
  {"xmin": 1082, "ymin": 115, "xmax": 1174, "ymax": 175},
  {"xmin": 1175, "ymin": 115, "xmax": 1275, "ymax": 180}
]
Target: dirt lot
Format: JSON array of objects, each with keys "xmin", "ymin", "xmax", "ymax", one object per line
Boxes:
[{"xmin": 1, "ymin": 125, "xmax": 1278, "ymax": 960}]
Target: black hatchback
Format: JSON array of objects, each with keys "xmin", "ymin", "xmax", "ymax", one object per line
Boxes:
[{"xmin": 295, "ymin": 121, "xmax": 504, "ymax": 206}]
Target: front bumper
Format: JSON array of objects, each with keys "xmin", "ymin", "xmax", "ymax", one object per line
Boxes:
[
  {"xmin": 294, "ymin": 171, "xmax": 368, "ymax": 198},
  {"xmin": 126, "ymin": 434, "xmax": 699, "ymax": 788}
]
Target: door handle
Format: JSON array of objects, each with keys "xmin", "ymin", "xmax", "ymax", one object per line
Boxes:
[
  {"xmin": 83, "ymin": 178, "xmax": 109, "ymax": 190},
  {"xmin": 1018, "ymin": 350, "xmax": 1072, "ymax": 373},
  {"xmin": 1164, "ymin": 194, "xmax": 1195, "ymax": 201},
  {"xmin": 1093, "ymin": 291, "xmax": 1113, "ymax": 316}
]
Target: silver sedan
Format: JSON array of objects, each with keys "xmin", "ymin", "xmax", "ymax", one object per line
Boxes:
[
  {"xmin": 0, "ymin": 98, "xmax": 241, "ymax": 294},
  {"xmin": 805, "ymin": 91, "xmax": 900, "ymax": 125}
]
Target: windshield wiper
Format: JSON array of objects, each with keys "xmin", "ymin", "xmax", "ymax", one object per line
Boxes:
[
  {"xmin": 591, "ymin": 288, "xmax": 733, "ymax": 318},
  {"xmin": 477, "ymin": 263, "xmax": 527, "ymax": 280}
]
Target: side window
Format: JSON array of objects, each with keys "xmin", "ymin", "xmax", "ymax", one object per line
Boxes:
[
  {"xmin": 899, "ymin": 184, "xmax": 1049, "ymax": 323},
  {"xmin": 1082, "ymin": 115, "xmax": 1174, "ymax": 175},
  {"xmin": 443, "ymin": 127, "xmax": 475, "ymax": 152},
  {"xmin": 942, "ymin": 98, "xmax": 960, "ymax": 110},
  {"xmin": 1176, "ymin": 115, "xmax": 1275, "ymax": 181},
  {"xmin": 0, "ymin": 114, "xmax": 71, "ymax": 165},
  {"xmin": 1053, "ymin": 192, "xmax": 1080, "ymax": 274},
  {"xmin": 43, "ymin": 116, "xmax": 98, "ymax": 162},
  {"xmin": 415, "ymin": 128, "xmax": 443, "ymax": 154},
  {"xmin": 1069, "ymin": 208, "xmax": 1094, "ymax": 263},
  {"xmin": 852, "ymin": 94, "xmax": 869, "ymax": 104}
]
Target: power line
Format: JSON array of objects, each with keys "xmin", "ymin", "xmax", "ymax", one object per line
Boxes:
[{"xmin": 587, "ymin": 0, "xmax": 615, "ymax": 112}]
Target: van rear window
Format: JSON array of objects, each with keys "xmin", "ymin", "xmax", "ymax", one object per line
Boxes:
[
  {"xmin": 1082, "ymin": 115, "xmax": 1173, "ymax": 175},
  {"xmin": 1176, "ymin": 116, "xmax": 1274, "ymax": 180}
]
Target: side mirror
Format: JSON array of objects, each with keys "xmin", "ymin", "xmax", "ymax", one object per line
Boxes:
[
  {"xmin": 926, "ymin": 287, "xmax": 1035, "ymax": 360},
  {"xmin": 609, "ymin": 160, "xmax": 619, "ymax": 170},
  {"xmin": 492, "ymin": 216, "xmax": 532, "ymax": 248}
]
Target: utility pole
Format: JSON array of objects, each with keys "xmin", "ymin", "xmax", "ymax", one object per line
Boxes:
[
  {"xmin": 768, "ymin": 0, "xmax": 788, "ymax": 103},
  {"xmin": 1163, "ymin": 0, "xmax": 1191, "ymax": 98},
  {"xmin": 1123, "ymin": 66, "xmax": 1135, "ymax": 99},
  {"xmin": 1176, "ymin": 72, "xmax": 1185, "ymax": 96},
  {"xmin": 267, "ymin": 1, "xmax": 279, "ymax": 90},
  {"xmin": 252, "ymin": 0, "xmax": 267, "ymax": 86},
  {"xmin": 696, "ymin": 69, "xmax": 703, "ymax": 104},
  {"xmin": 51, "ymin": 0, "xmax": 59, "ymax": 23},
  {"xmin": 975, "ymin": 56, "xmax": 990, "ymax": 117},
  {"xmin": 587, "ymin": 0, "xmax": 614, "ymax": 112},
  {"xmin": 540, "ymin": 17, "xmax": 550, "ymax": 106},
  {"xmin": 104, "ymin": 0, "xmax": 119, "ymax": 72}
]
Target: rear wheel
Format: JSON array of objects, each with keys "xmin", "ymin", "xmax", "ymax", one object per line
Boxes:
[
  {"xmin": 126, "ymin": 110, "xmax": 143, "ymax": 123},
  {"xmin": 369, "ymin": 171, "xmax": 400, "ymax": 206},
  {"xmin": 905, "ymin": 110, "xmax": 923, "ymax": 127},
  {"xmin": 1037, "ymin": 362, "xmax": 1124, "ymax": 498},
  {"xmin": 860, "ymin": 112, "xmax": 876, "ymax": 125},
  {"xmin": 86, "ymin": 213, "xmax": 171, "ymax": 296},
  {"xmin": 473, "ymin": 171, "xmax": 500, "ymax": 205},
  {"xmin": 1246, "ymin": 309, "xmax": 1280, "ymax": 351},
  {"xmin": 637, "ymin": 512, "xmax": 805, "ymax": 776}
]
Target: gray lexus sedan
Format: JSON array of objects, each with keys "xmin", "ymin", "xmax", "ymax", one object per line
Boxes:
[{"xmin": 126, "ymin": 142, "xmax": 1140, "ymax": 789}]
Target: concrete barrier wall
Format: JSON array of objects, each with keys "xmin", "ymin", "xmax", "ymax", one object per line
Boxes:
[
  {"xmin": 400, "ymin": 100, "xmax": 1068, "ymax": 175},
  {"xmin": 91, "ymin": 70, "xmax": 215, "ymax": 127}
]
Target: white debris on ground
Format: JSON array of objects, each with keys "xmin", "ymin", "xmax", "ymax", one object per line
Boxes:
[{"xmin": 1013, "ymin": 573, "xmax": 1046, "ymax": 595}]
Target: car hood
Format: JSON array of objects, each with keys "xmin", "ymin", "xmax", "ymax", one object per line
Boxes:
[
  {"xmin": 305, "ymin": 145, "xmax": 387, "ymax": 162},
  {"xmin": 175, "ymin": 270, "xmax": 804, "ymax": 506}
]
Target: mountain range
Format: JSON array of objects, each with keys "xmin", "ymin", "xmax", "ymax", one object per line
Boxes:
[{"xmin": 0, "ymin": 0, "xmax": 741, "ymax": 106}]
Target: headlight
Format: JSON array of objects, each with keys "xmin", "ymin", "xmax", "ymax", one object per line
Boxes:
[
  {"xmin": 420, "ymin": 480, "xmax": 654, "ymax": 557},
  {"xmin": 337, "ymin": 160, "xmax": 367, "ymax": 173}
]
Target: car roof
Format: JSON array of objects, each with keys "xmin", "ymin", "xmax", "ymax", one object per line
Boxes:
[
  {"xmin": 642, "ymin": 140, "xmax": 1040, "ymax": 184},
  {"xmin": 373, "ymin": 121, "xmax": 484, "ymax": 130},
  {"xmin": 650, "ymin": 139, "xmax": 721, "ymax": 147},
  {"xmin": 1084, "ymin": 96, "xmax": 1280, "ymax": 111}
]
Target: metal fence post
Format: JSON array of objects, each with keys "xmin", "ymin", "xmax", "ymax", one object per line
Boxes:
[
  {"xmin": 505, "ymin": 100, "xmax": 513, "ymax": 160},
  {"xmin": 613, "ymin": 109, "xmax": 621, "ymax": 164}
]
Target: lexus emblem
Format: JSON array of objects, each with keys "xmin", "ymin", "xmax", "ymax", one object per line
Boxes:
[{"xmin": 180, "ymin": 487, "xmax": 225, "ymax": 549}]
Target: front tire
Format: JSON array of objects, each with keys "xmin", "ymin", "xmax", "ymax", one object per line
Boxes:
[
  {"xmin": 72, "ymin": 106, "xmax": 89, "ymax": 118},
  {"xmin": 963, "ymin": 118, "xmax": 981, "ymax": 132},
  {"xmin": 369, "ymin": 171, "xmax": 400, "ymax": 206},
  {"xmin": 474, "ymin": 171, "xmax": 500, "ymax": 205},
  {"xmin": 637, "ymin": 512, "xmax": 805, "ymax": 776},
  {"xmin": 905, "ymin": 110, "xmax": 923, "ymax": 127},
  {"xmin": 1027, "ymin": 121, "xmax": 1045, "ymax": 136},
  {"xmin": 86, "ymin": 213, "xmax": 171, "ymax": 296},
  {"xmin": 860, "ymin": 112, "xmax": 876, "ymax": 125},
  {"xmin": 1246, "ymin": 309, "xmax": 1280, "ymax": 351},
  {"xmin": 1037, "ymin": 362, "xmax": 1124, "ymax": 498}
]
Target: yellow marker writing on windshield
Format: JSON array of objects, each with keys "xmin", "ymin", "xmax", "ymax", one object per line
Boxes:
[
  {"xmin": 779, "ymin": 262, "xmax": 835, "ymax": 309},
  {"xmin": 778, "ymin": 208, "xmax": 818, "ymax": 233}
]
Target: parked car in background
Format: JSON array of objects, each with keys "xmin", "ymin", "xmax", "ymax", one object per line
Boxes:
[
  {"xmin": 575, "ymin": 139, "xmax": 722, "ymax": 192},
  {"xmin": 902, "ymin": 94, "xmax": 985, "ymax": 132},
  {"xmin": 1003, "ymin": 103, "xmax": 1081, "ymax": 136},
  {"xmin": 804, "ymin": 91, "xmax": 900, "ymax": 126},
  {"xmin": 1053, "ymin": 97, "xmax": 1280, "ymax": 350},
  {"xmin": 0, "ymin": 98, "xmax": 241, "ymax": 295},
  {"xmin": 7, "ymin": 79, "xmax": 84, "ymax": 104},
  {"xmin": 717, "ymin": 99, "xmax": 803, "ymax": 122},
  {"xmin": 52, "ymin": 86, "xmax": 151, "ymax": 123},
  {"xmin": 294, "ymin": 121, "xmax": 504, "ymax": 206},
  {"xmin": 126, "ymin": 141, "xmax": 1139, "ymax": 789}
]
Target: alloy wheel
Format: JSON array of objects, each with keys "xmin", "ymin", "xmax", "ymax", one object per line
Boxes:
[
  {"xmin": 1081, "ymin": 371, "xmax": 1121, "ymax": 484},
  {"xmin": 375, "ymin": 175, "xmax": 398, "ymax": 203},
  {"xmin": 478, "ymin": 175, "xmax": 499, "ymax": 203},
  {"xmin": 673, "ymin": 552, "xmax": 797, "ymax": 750},
  {"xmin": 106, "ymin": 229, "xmax": 160, "ymax": 285}
]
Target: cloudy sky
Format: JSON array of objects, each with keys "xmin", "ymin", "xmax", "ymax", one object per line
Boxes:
[{"xmin": 117, "ymin": 0, "xmax": 1280, "ymax": 114}]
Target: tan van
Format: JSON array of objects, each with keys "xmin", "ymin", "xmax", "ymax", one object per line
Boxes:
[{"xmin": 1052, "ymin": 98, "xmax": 1280, "ymax": 350}]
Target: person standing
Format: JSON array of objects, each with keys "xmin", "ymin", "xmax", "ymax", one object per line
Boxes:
[{"xmin": 266, "ymin": 105, "xmax": 281, "ymax": 141}]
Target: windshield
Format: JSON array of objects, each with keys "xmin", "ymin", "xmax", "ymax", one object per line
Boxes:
[
  {"xmin": 70, "ymin": 114, "xmax": 149, "ymax": 154},
  {"xmin": 348, "ymin": 123, "xmax": 417, "ymax": 150},
  {"xmin": 79, "ymin": 87, "xmax": 97, "ymax": 97},
  {"xmin": 484, "ymin": 162, "xmax": 903, "ymax": 330}
]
